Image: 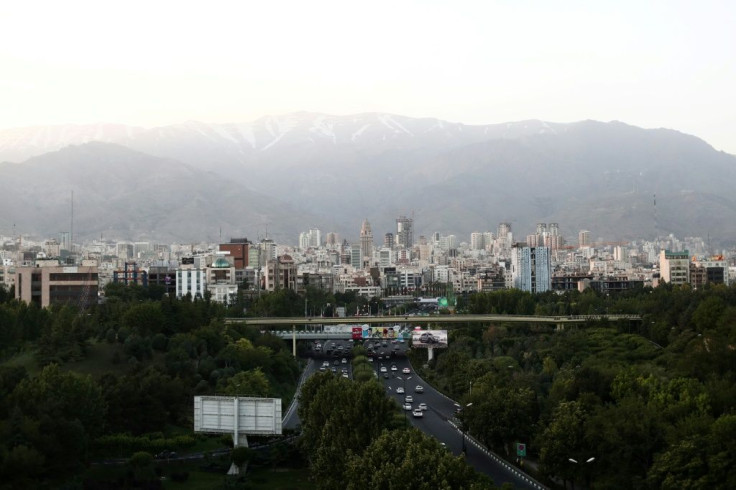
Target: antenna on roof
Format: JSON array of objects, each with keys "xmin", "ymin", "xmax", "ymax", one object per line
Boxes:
[{"xmin": 653, "ymin": 193, "xmax": 659, "ymax": 241}]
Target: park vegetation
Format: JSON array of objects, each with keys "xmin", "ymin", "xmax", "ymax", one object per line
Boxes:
[
  {"xmin": 1, "ymin": 280, "xmax": 735, "ymax": 489},
  {"xmin": 416, "ymin": 284, "xmax": 736, "ymax": 489},
  {"xmin": 0, "ymin": 283, "xmax": 302, "ymax": 488}
]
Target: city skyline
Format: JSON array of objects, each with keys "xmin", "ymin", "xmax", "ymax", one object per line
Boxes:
[{"xmin": 1, "ymin": 1, "xmax": 734, "ymax": 154}]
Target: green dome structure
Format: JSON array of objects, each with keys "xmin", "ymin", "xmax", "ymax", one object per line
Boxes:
[{"xmin": 213, "ymin": 257, "xmax": 231, "ymax": 268}]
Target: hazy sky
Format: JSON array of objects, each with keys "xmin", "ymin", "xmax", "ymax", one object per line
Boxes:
[{"xmin": 1, "ymin": 0, "xmax": 734, "ymax": 153}]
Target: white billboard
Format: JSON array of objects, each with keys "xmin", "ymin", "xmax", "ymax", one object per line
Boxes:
[
  {"xmin": 411, "ymin": 330, "xmax": 448, "ymax": 348},
  {"xmin": 194, "ymin": 396, "xmax": 282, "ymax": 436}
]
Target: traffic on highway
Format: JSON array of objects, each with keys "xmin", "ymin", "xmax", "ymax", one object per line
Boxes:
[{"xmin": 283, "ymin": 336, "xmax": 544, "ymax": 489}]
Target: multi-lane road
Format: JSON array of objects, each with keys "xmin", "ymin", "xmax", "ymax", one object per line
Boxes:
[{"xmin": 283, "ymin": 339, "xmax": 546, "ymax": 489}]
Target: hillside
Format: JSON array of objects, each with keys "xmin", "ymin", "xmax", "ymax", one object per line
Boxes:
[{"xmin": 2, "ymin": 114, "xmax": 735, "ymax": 244}]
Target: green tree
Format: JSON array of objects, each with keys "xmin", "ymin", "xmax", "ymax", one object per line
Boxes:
[
  {"xmin": 538, "ymin": 401, "xmax": 593, "ymax": 488},
  {"xmin": 344, "ymin": 428, "xmax": 492, "ymax": 490},
  {"xmin": 220, "ymin": 368, "xmax": 270, "ymax": 397}
]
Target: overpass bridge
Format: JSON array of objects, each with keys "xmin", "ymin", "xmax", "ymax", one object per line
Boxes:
[
  {"xmin": 225, "ymin": 313, "xmax": 640, "ymax": 327},
  {"xmin": 226, "ymin": 314, "xmax": 642, "ymax": 355}
]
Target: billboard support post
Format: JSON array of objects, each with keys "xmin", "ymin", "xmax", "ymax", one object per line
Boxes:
[
  {"xmin": 427, "ymin": 347, "xmax": 434, "ymax": 361},
  {"xmin": 194, "ymin": 396, "xmax": 282, "ymax": 475}
]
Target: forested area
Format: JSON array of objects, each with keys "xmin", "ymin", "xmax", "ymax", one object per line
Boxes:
[
  {"xmin": 0, "ymin": 283, "xmax": 301, "ymax": 488},
  {"xmin": 415, "ymin": 284, "xmax": 736, "ymax": 489},
  {"xmin": 1, "ymin": 280, "xmax": 735, "ymax": 488}
]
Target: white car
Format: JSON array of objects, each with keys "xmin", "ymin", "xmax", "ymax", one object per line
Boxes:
[
  {"xmin": 412, "ymin": 409, "xmax": 424, "ymax": 418},
  {"xmin": 415, "ymin": 385, "xmax": 424, "ymax": 393},
  {"xmin": 380, "ymin": 366, "xmax": 387, "ymax": 373},
  {"xmin": 403, "ymin": 403, "xmax": 412, "ymax": 411},
  {"xmin": 418, "ymin": 402, "xmax": 428, "ymax": 411},
  {"xmin": 402, "ymin": 367, "xmax": 411, "ymax": 374},
  {"xmin": 396, "ymin": 386, "xmax": 405, "ymax": 394},
  {"xmin": 391, "ymin": 365, "xmax": 398, "ymax": 371},
  {"xmin": 405, "ymin": 395, "xmax": 413, "ymax": 403}
]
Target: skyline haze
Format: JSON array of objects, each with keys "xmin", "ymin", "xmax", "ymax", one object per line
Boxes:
[{"xmin": 1, "ymin": 1, "xmax": 734, "ymax": 154}]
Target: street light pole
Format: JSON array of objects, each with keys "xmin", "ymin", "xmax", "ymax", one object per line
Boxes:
[
  {"xmin": 460, "ymin": 402, "xmax": 473, "ymax": 454},
  {"xmin": 568, "ymin": 456, "xmax": 595, "ymax": 490}
]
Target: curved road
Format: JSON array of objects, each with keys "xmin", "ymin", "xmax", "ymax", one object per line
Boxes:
[
  {"xmin": 284, "ymin": 340, "xmax": 545, "ymax": 489},
  {"xmin": 381, "ymin": 357, "xmax": 545, "ymax": 489}
]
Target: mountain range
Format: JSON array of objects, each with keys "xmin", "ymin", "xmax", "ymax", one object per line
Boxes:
[{"xmin": 1, "ymin": 113, "xmax": 735, "ymax": 246}]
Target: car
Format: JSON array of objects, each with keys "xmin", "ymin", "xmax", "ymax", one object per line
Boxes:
[
  {"xmin": 368, "ymin": 357, "xmax": 374, "ymax": 362},
  {"xmin": 419, "ymin": 332, "xmax": 440, "ymax": 344},
  {"xmin": 319, "ymin": 367, "xmax": 326, "ymax": 371},
  {"xmin": 415, "ymin": 385, "xmax": 424, "ymax": 393},
  {"xmin": 331, "ymin": 367, "xmax": 337, "ymax": 373},
  {"xmin": 396, "ymin": 386, "xmax": 405, "ymax": 394},
  {"xmin": 334, "ymin": 360, "xmax": 340, "ymax": 365},
  {"xmin": 403, "ymin": 403, "xmax": 412, "ymax": 411},
  {"xmin": 418, "ymin": 402, "xmax": 428, "ymax": 411},
  {"xmin": 322, "ymin": 361, "xmax": 330, "ymax": 367},
  {"xmin": 402, "ymin": 367, "xmax": 411, "ymax": 374},
  {"xmin": 383, "ymin": 373, "xmax": 389, "ymax": 379},
  {"xmin": 341, "ymin": 358, "xmax": 347, "ymax": 364},
  {"xmin": 412, "ymin": 409, "xmax": 424, "ymax": 418},
  {"xmin": 342, "ymin": 373, "xmax": 349, "ymax": 378},
  {"xmin": 405, "ymin": 395, "xmax": 413, "ymax": 403},
  {"xmin": 380, "ymin": 366, "xmax": 387, "ymax": 373},
  {"xmin": 391, "ymin": 365, "xmax": 398, "ymax": 371}
]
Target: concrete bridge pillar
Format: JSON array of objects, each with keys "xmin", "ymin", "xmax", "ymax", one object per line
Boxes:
[{"xmin": 292, "ymin": 325, "xmax": 296, "ymax": 357}]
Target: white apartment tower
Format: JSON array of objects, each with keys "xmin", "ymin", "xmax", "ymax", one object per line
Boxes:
[
  {"xmin": 511, "ymin": 245, "xmax": 551, "ymax": 293},
  {"xmin": 360, "ymin": 219, "xmax": 373, "ymax": 264}
]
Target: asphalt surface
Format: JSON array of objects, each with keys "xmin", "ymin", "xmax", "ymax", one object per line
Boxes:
[
  {"xmin": 284, "ymin": 339, "xmax": 544, "ymax": 489},
  {"xmin": 380, "ymin": 357, "xmax": 542, "ymax": 489}
]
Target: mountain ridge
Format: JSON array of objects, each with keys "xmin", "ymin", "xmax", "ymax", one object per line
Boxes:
[{"xmin": 1, "ymin": 113, "xmax": 734, "ymax": 245}]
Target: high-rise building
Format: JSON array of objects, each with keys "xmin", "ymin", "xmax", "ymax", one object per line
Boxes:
[
  {"xmin": 396, "ymin": 216, "xmax": 413, "ymax": 249},
  {"xmin": 384, "ymin": 233, "xmax": 394, "ymax": 249},
  {"xmin": 219, "ymin": 238, "xmax": 250, "ymax": 269},
  {"xmin": 659, "ymin": 249, "xmax": 690, "ymax": 285},
  {"xmin": 470, "ymin": 232, "xmax": 485, "ymax": 250},
  {"xmin": 59, "ymin": 232, "xmax": 71, "ymax": 251},
  {"xmin": 308, "ymin": 228, "xmax": 321, "ymax": 247},
  {"xmin": 325, "ymin": 232, "xmax": 340, "ymax": 248},
  {"xmin": 511, "ymin": 245, "xmax": 551, "ymax": 293},
  {"xmin": 579, "ymin": 230, "xmax": 590, "ymax": 248},
  {"xmin": 298, "ymin": 228, "xmax": 321, "ymax": 249},
  {"xmin": 350, "ymin": 245, "xmax": 362, "ymax": 269},
  {"xmin": 360, "ymin": 219, "xmax": 373, "ymax": 264}
]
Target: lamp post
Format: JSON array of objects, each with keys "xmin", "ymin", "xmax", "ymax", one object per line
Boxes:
[
  {"xmin": 568, "ymin": 456, "xmax": 595, "ymax": 490},
  {"xmin": 460, "ymin": 402, "xmax": 472, "ymax": 454}
]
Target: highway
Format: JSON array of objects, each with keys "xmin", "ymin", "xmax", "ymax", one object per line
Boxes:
[
  {"xmin": 380, "ymin": 357, "xmax": 545, "ymax": 489},
  {"xmin": 284, "ymin": 339, "xmax": 545, "ymax": 489}
]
